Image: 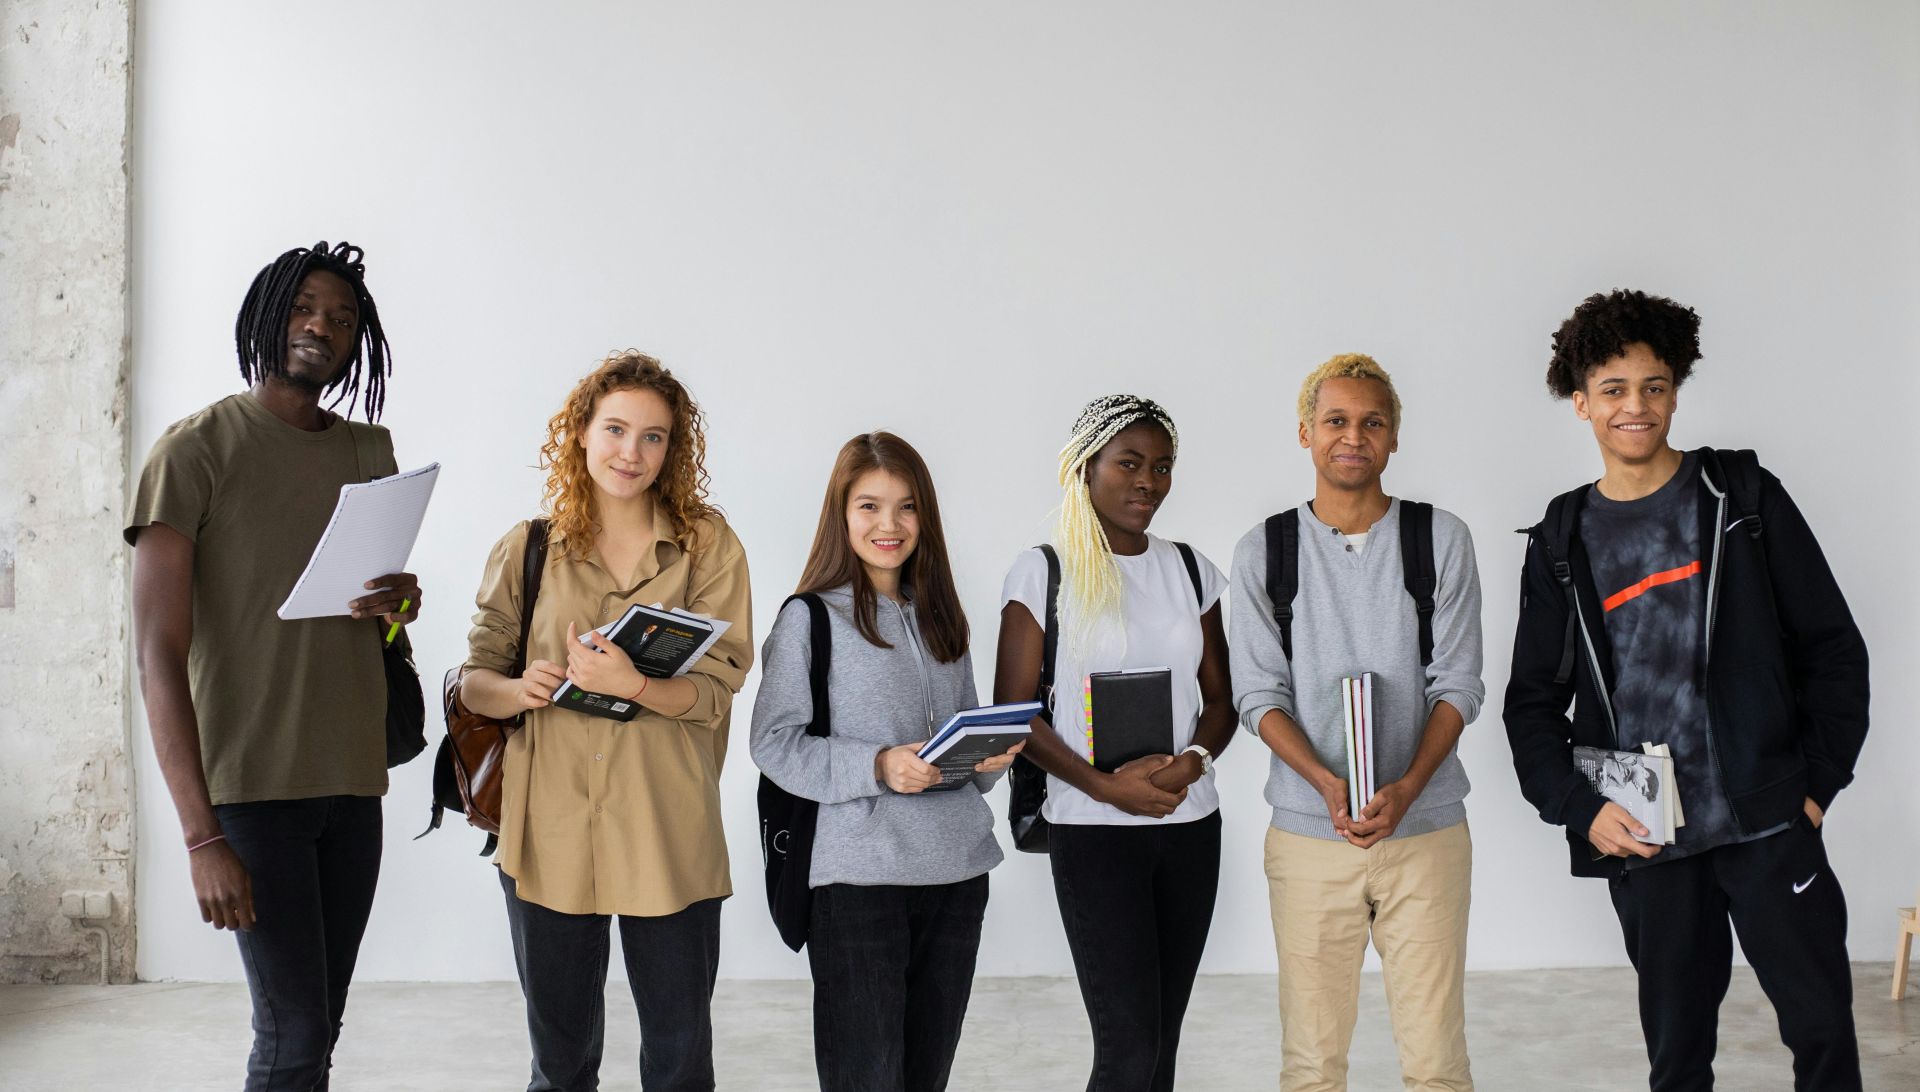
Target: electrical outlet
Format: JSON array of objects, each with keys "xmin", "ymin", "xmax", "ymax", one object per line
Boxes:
[{"xmin": 62, "ymin": 890, "xmax": 112, "ymax": 919}]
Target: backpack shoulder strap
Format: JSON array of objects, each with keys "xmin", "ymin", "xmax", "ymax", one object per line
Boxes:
[
  {"xmin": 513, "ymin": 519, "xmax": 551, "ymax": 675},
  {"xmin": 1264, "ymin": 511, "xmax": 1300, "ymax": 661},
  {"xmin": 1702, "ymin": 448, "xmax": 1765, "ymax": 540},
  {"xmin": 783, "ymin": 593, "xmax": 832, "ymax": 738},
  {"xmin": 1397, "ymin": 502, "xmax": 1437, "ymax": 667},
  {"xmin": 1535, "ymin": 489, "xmax": 1586, "ymax": 686},
  {"xmin": 1172, "ymin": 541, "xmax": 1205, "ymax": 608},
  {"xmin": 1035, "ymin": 545, "xmax": 1061, "ymax": 713}
]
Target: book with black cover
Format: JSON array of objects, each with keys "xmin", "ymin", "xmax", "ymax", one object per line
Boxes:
[
  {"xmin": 549, "ymin": 604, "xmax": 732, "ymax": 720},
  {"xmin": 1087, "ymin": 667, "xmax": 1174, "ymax": 773},
  {"xmin": 549, "ymin": 684, "xmax": 644, "ymax": 722},
  {"xmin": 917, "ymin": 701, "xmax": 1040, "ymax": 792}
]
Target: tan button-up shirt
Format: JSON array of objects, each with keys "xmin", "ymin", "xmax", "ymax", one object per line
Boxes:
[{"xmin": 465, "ymin": 509, "xmax": 752, "ymax": 917}]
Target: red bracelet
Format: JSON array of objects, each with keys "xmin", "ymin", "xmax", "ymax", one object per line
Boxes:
[
  {"xmin": 187, "ymin": 834, "xmax": 227, "ymax": 853},
  {"xmin": 627, "ymin": 675, "xmax": 650, "ymax": 702}
]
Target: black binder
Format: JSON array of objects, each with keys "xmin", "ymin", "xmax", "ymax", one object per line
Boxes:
[{"xmin": 1088, "ymin": 667, "xmax": 1175, "ymax": 773}]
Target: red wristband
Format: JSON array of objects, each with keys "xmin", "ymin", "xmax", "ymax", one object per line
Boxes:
[{"xmin": 627, "ymin": 675, "xmax": 650, "ymax": 702}]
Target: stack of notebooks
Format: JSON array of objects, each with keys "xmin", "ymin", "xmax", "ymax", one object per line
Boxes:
[
  {"xmin": 915, "ymin": 701, "xmax": 1040, "ymax": 791},
  {"xmin": 1340, "ymin": 673, "xmax": 1376, "ymax": 817},
  {"xmin": 1572, "ymin": 742, "xmax": 1685, "ymax": 845},
  {"xmin": 549, "ymin": 603, "xmax": 734, "ymax": 721}
]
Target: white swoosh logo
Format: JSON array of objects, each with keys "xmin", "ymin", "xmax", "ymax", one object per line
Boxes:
[
  {"xmin": 1793, "ymin": 873, "xmax": 1818, "ymax": 894},
  {"xmin": 1726, "ymin": 515, "xmax": 1756, "ymax": 532}
]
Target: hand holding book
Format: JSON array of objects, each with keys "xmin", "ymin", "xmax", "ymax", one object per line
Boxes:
[
  {"xmin": 876, "ymin": 744, "xmax": 943, "ymax": 794},
  {"xmin": 564, "ymin": 621, "xmax": 647, "ymax": 704},
  {"xmin": 1346, "ymin": 780, "xmax": 1419, "ymax": 849}
]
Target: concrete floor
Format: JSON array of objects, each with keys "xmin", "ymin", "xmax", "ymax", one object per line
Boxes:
[{"xmin": 1, "ymin": 965, "xmax": 1914, "ymax": 1090}]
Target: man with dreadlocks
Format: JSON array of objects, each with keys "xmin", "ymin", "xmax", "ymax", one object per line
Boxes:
[
  {"xmin": 1230, "ymin": 354, "xmax": 1484, "ymax": 1092},
  {"xmin": 994, "ymin": 394, "xmax": 1236, "ymax": 1092},
  {"xmin": 128, "ymin": 241, "xmax": 422, "ymax": 1090}
]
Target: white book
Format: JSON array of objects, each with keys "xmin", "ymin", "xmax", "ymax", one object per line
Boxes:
[
  {"xmin": 1573, "ymin": 746, "xmax": 1679, "ymax": 845},
  {"xmin": 277, "ymin": 463, "xmax": 440, "ymax": 620}
]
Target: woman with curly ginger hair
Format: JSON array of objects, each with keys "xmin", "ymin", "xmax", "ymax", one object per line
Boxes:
[{"xmin": 460, "ymin": 350, "xmax": 753, "ymax": 1092}]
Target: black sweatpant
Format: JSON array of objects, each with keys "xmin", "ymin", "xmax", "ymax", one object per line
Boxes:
[
  {"xmin": 216, "ymin": 794, "xmax": 383, "ymax": 1092},
  {"xmin": 1608, "ymin": 817, "xmax": 1859, "ymax": 1092},
  {"xmin": 1049, "ymin": 811, "xmax": 1222, "ymax": 1092},
  {"xmin": 807, "ymin": 875, "xmax": 990, "ymax": 1092},
  {"xmin": 498, "ymin": 869, "xmax": 723, "ymax": 1092}
]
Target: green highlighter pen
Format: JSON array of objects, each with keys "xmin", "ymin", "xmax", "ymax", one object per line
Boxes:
[{"xmin": 385, "ymin": 599, "xmax": 411, "ymax": 646}]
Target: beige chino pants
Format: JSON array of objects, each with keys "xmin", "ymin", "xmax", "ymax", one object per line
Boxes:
[{"xmin": 1264, "ymin": 822, "xmax": 1473, "ymax": 1092}]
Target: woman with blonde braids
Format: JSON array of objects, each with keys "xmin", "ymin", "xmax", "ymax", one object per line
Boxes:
[
  {"xmin": 992, "ymin": 394, "xmax": 1236, "ymax": 1092},
  {"xmin": 460, "ymin": 351, "xmax": 752, "ymax": 1092}
]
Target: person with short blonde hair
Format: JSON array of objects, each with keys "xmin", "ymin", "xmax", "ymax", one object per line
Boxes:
[
  {"xmin": 1296, "ymin": 352, "xmax": 1402, "ymax": 432},
  {"xmin": 1232, "ymin": 354, "xmax": 1484, "ymax": 1092}
]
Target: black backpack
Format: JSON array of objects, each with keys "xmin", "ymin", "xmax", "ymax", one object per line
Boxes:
[
  {"xmin": 1007, "ymin": 542, "xmax": 1205, "ymax": 853},
  {"xmin": 1527, "ymin": 450, "xmax": 1765, "ymax": 686},
  {"xmin": 1264, "ymin": 501, "xmax": 1438, "ymax": 666},
  {"xmin": 755, "ymin": 593, "xmax": 831, "ymax": 951}
]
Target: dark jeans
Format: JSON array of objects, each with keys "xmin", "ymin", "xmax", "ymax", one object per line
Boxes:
[
  {"xmin": 807, "ymin": 875, "xmax": 991, "ymax": 1092},
  {"xmin": 498, "ymin": 869, "xmax": 723, "ymax": 1092},
  {"xmin": 214, "ymin": 794, "xmax": 383, "ymax": 1092},
  {"xmin": 1050, "ymin": 811, "xmax": 1222, "ymax": 1092},
  {"xmin": 1610, "ymin": 818, "xmax": 1860, "ymax": 1092}
]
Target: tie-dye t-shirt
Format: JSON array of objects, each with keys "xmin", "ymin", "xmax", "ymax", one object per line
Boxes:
[{"xmin": 1581, "ymin": 453, "xmax": 1777, "ymax": 866}]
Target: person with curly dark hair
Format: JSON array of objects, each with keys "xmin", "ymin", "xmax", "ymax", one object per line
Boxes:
[
  {"xmin": 461, "ymin": 351, "xmax": 753, "ymax": 1091},
  {"xmin": 1504, "ymin": 290, "xmax": 1869, "ymax": 1091}
]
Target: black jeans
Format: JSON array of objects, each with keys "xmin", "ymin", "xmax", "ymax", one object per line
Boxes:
[
  {"xmin": 214, "ymin": 794, "xmax": 383, "ymax": 1092},
  {"xmin": 1049, "ymin": 811, "xmax": 1222, "ymax": 1092},
  {"xmin": 498, "ymin": 869, "xmax": 723, "ymax": 1092},
  {"xmin": 807, "ymin": 875, "xmax": 990, "ymax": 1092},
  {"xmin": 1609, "ymin": 818, "xmax": 1860, "ymax": 1092}
]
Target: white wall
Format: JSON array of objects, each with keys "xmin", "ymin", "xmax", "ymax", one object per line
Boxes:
[{"xmin": 131, "ymin": 2, "xmax": 1920, "ymax": 982}]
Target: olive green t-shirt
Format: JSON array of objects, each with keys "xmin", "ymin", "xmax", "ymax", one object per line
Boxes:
[{"xmin": 125, "ymin": 393, "xmax": 398, "ymax": 804}]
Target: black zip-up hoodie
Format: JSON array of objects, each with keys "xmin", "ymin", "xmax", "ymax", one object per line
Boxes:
[{"xmin": 1503, "ymin": 448, "xmax": 1869, "ymax": 878}]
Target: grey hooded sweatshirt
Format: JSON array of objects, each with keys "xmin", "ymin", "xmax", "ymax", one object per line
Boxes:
[{"xmin": 750, "ymin": 585, "xmax": 1004, "ymax": 888}]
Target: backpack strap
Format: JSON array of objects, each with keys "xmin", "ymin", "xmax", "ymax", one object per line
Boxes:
[
  {"xmin": 509, "ymin": 520, "xmax": 552, "ymax": 690},
  {"xmin": 1173, "ymin": 541, "xmax": 1205, "ymax": 608},
  {"xmin": 477, "ymin": 517, "xmax": 551, "ymax": 858},
  {"xmin": 1537, "ymin": 491, "xmax": 1584, "ymax": 687},
  {"xmin": 786, "ymin": 593, "xmax": 832, "ymax": 739},
  {"xmin": 1264, "ymin": 511, "xmax": 1300, "ymax": 661},
  {"xmin": 1397, "ymin": 502, "xmax": 1437, "ymax": 667},
  {"xmin": 1702, "ymin": 448, "xmax": 1765, "ymax": 541},
  {"xmin": 1035, "ymin": 545, "xmax": 1062, "ymax": 715}
]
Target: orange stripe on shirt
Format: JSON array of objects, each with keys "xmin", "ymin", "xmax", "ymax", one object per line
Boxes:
[{"xmin": 1603, "ymin": 560, "xmax": 1703, "ymax": 612}]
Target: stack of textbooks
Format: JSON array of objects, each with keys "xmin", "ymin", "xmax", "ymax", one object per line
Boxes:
[
  {"xmin": 1572, "ymin": 742, "xmax": 1686, "ymax": 845},
  {"xmin": 548, "ymin": 604, "xmax": 734, "ymax": 721},
  {"xmin": 1340, "ymin": 673, "xmax": 1376, "ymax": 817},
  {"xmin": 915, "ymin": 701, "xmax": 1039, "ymax": 791}
]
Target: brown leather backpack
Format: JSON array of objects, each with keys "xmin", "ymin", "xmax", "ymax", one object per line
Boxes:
[{"xmin": 420, "ymin": 518, "xmax": 549, "ymax": 854}]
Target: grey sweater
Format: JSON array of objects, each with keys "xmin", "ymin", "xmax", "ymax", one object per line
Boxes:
[
  {"xmin": 749, "ymin": 585, "xmax": 1004, "ymax": 888},
  {"xmin": 1229, "ymin": 500, "xmax": 1485, "ymax": 840}
]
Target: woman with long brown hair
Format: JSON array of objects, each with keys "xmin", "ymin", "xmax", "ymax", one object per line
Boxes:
[
  {"xmin": 750, "ymin": 431, "xmax": 1021, "ymax": 1092},
  {"xmin": 460, "ymin": 351, "xmax": 752, "ymax": 1092}
]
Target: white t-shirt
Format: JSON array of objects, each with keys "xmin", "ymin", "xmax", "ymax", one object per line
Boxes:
[{"xmin": 999, "ymin": 534, "xmax": 1227, "ymax": 826}]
